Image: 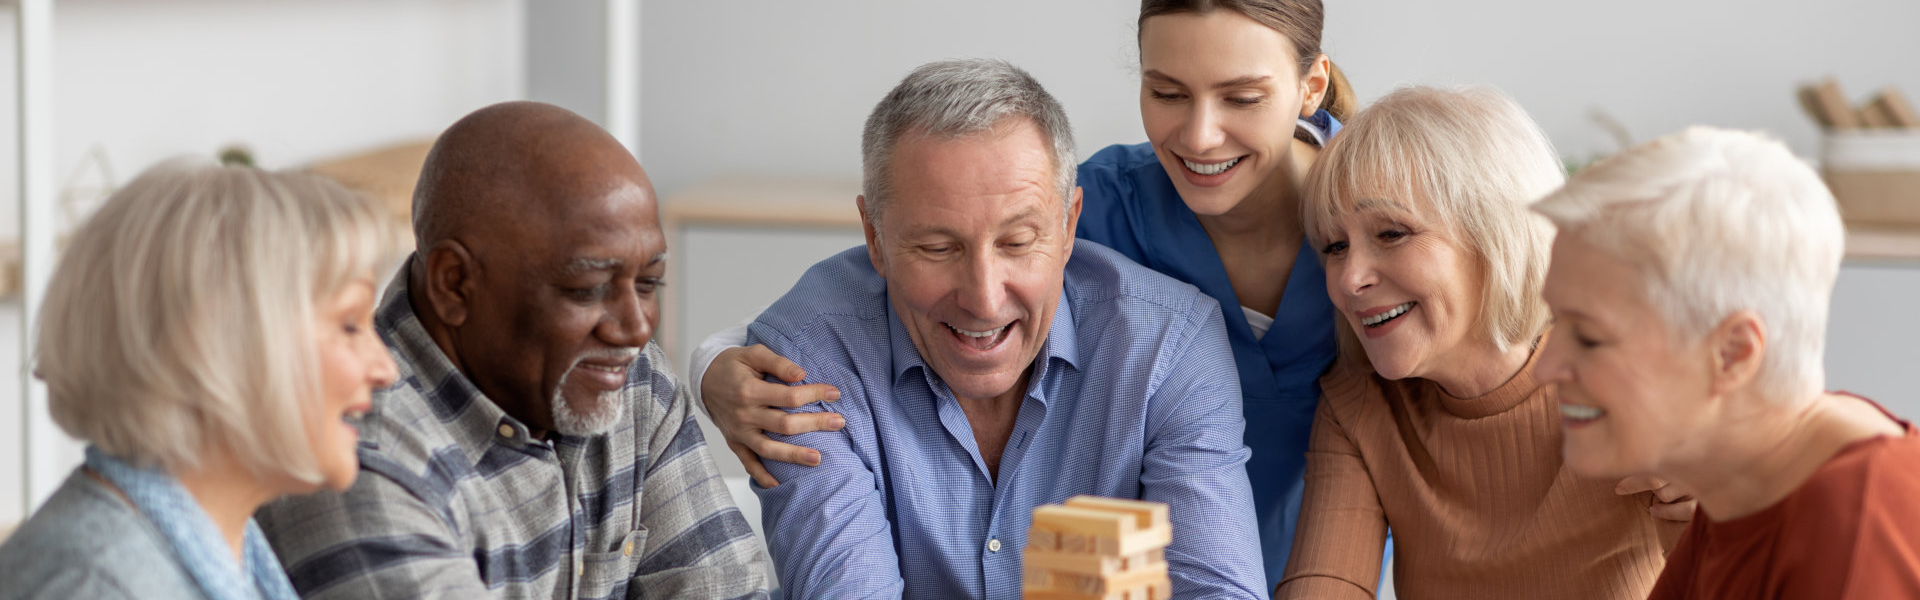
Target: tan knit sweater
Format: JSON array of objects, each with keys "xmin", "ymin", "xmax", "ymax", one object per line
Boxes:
[{"xmin": 1275, "ymin": 344, "xmax": 1681, "ymax": 600}]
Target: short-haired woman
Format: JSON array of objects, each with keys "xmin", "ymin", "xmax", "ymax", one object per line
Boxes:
[
  {"xmin": 1534, "ymin": 127, "xmax": 1920, "ymax": 599},
  {"xmin": 1278, "ymin": 86, "xmax": 1684, "ymax": 599},
  {"xmin": 0, "ymin": 160, "xmax": 399, "ymax": 600}
]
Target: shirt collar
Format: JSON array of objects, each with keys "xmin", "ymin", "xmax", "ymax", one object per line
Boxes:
[
  {"xmin": 885, "ymin": 286, "xmax": 1081, "ymax": 401},
  {"xmin": 374, "ymin": 260, "xmax": 533, "ymax": 455}
]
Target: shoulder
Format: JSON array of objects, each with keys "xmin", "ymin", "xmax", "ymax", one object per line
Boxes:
[
  {"xmin": 748, "ymin": 246, "xmax": 890, "ymax": 356},
  {"xmin": 1791, "ymin": 429, "xmax": 1920, "ymax": 531},
  {"xmin": 1078, "ymin": 142, "xmax": 1160, "ymax": 179},
  {"xmin": 0, "ymin": 473, "xmax": 197, "ymax": 598},
  {"xmin": 1064, "ymin": 241, "xmax": 1215, "ymax": 327}
]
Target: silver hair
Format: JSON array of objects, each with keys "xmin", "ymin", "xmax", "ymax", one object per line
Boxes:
[
  {"xmin": 861, "ymin": 59, "xmax": 1077, "ymax": 232},
  {"xmin": 1533, "ymin": 127, "xmax": 1843, "ymax": 403}
]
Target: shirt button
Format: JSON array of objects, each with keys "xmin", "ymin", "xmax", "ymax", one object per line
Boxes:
[
  {"xmin": 623, "ymin": 540, "xmax": 635, "ymax": 557},
  {"xmin": 498, "ymin": 423, "xmax": 514, "ymax": 438},
  {"xmin": 987, "ymin": 538, "xmax": 1002, "ymax": 552},
  {"xmin": 576, "ymin": 560, "xmax": 584, "ymax": 576}
]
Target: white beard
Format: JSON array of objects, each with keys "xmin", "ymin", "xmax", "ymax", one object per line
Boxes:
[{"xmin": 549, "ymin": 349, "xmax": 637, "ymax": 435}]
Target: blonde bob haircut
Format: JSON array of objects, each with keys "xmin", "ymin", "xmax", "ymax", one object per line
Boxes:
[
  {"xmin": 35, "ymin": 158, "xmax": 394, "ymax": 483},
  {"xmin": 1532, "ymin": 127, "xmax": 1842, "ymax": 403},
  {"xmin": 1303, "ymin": 85, "xmax": 1562, "ymax": 368}
]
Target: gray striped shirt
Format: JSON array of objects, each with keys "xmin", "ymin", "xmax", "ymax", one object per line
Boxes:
[{"xmin": 257, "ymin": 268, "xmax": 770, "ymax": 600}]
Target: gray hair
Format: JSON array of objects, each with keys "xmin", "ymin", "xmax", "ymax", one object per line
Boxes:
[
  {"xmin": 34, "ymin": 158, "xmax": 395, "ymax": 482},
  {"xmin": 1533, "ymin": 127, "xmax": 1843, "ymax": 403},
  {"xmin": 861, "ymin": 59, "xmax": 1077, "ymax": 232}
]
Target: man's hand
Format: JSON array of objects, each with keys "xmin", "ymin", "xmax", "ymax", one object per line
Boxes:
[
  {"xmin": 701, "ymin": 344, "xmax": 843, "ymax": 488},
  {"xmin": 1617, "ymin": 474, "xmax": 1696, "ymax": 522}
]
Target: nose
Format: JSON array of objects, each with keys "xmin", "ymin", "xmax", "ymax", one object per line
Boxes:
[
  {"xmin": 599, "ymin": 284, "xmax": 656, "ymax": 350},
  {"xmin": 1336, "ymin": 244, "xmax": 1379, "ymax": 298},
  {"xmin": 1534, "ymin": 332, "xmax": 1572, "ymax": 384},
  {"xmin": 363, "ymin": 337, "xmax": 399, "ymax": 389},
  {"xmin": 954, "ymin": 249, "xmax": 1007, "ymax": 320},
  {"xmin": 1178, "ymin": 102, "xmax": 1225, "ymax": 154}
]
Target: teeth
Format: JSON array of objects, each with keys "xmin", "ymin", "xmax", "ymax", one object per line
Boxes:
[
  {"xmin": 1182, "ymin": 156, "xmax": 1240, "ymax": 175},
  {"xmin": 580, "ymin": 364, "xmax": 625, "ymax": 373},
  {"xmin": 1561, "ymin": 404, "xmax": 1605, "ymax": 421},
  {"xmin": 948, "ymin": 323, "xmax": 1007, "ymax": 338},
  {"xmin": 1361, "ymin": 303, "xmax": 1414, "ymax": 327}
]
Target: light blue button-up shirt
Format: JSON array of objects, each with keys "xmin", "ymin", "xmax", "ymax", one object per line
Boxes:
[{"xmin": 749, "ymin": 242, "xmax": 1265, "ymax": 600}]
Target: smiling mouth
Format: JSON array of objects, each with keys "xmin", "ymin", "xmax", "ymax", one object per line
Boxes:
[
  {"xmin": 1361, "ymin": 302, "xmax": 1416, "ymax": 328},
  {"xmin": 1181, "ymin": 156, "xmax": 1243, "ymax": 176},
  {"xmin": 1561, "ymin": 403, "xmax": 1606, "ymax": 423},
  {"xmin": 945, "ymin": 322, "xmax": 1012, "ymax": 351}
]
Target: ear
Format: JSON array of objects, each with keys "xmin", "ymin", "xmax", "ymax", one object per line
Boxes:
[
  {"xmin": 857, "ymin": 195, "xmax": 886, "ymax": 276},
  {"xmin": 1062, "ymin": 186, "xmax": 1084, "ymax": 259},
  {"xmin": 1706, "ymin": 310, "xmax": 1766, "ymax": 396},
  {"xmin": 421, "ymin": 240, "xmax": 477, "ymax": 328},
  {"xmin": 1299, "ymin": 54, "xmax": 1332, "ymax": 118}
]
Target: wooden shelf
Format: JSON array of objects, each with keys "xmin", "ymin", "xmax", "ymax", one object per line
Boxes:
[
  {"xmin": 658, "ymin": 177, "xmax": 863, "ymax": 229},
  {"xmin": 1846, "ymin": 225, "xmax": 1920, "ymax": 264}
]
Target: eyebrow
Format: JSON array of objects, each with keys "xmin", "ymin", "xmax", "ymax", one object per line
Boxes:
[
  {"xmin": 1142, "ymin": 70, "xmax": 1273, "ymax": 90},
  {"xmin": 560, "ymin": 252, "xmax": 668, "ymax": 276}
]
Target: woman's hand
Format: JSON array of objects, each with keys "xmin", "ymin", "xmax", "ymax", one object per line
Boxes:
[
  {"xmin": 700, "ymin": 344, "xmax": 844, "ymax": 488},
  {"xmin": 1616, "ymin": 475, "xmax": 1696, "ymax": 522}
]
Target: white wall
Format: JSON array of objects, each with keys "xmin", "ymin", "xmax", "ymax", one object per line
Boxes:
[
  {"xmin": 1, "ymin": 0, "xmax": 526, "ymax": 521},
  {"xmin": 639, "ymin": 0, "xmax": 1920, "ymax": 195}
]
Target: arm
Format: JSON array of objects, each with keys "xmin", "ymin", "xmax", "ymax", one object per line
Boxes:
[
  {"xmin": 1140, "ymin": 304, "xmax": 1266, "ymax": 600},
  {"xmin": 748, "ymin": 354, "xmax": 905, "ymax": 599},
  {"xmin": 632, "ymin": 362, "xmax": 773, "ymax": 599},
  {"xmin": 693, "ymin": 325, "xmax": 845, "ymax": 488},
  {"xmin": 1273, "ymin": 386, "xmax": 1388, "ymax": 600},
  {"xmin": 256, "ymin": 466, "xmax": 493, "ymax": 599}
]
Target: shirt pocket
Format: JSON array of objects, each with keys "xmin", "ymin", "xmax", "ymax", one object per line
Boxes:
[{"xmin": 580, "ymin": 527, "xmax": 648, "ymax": 599}]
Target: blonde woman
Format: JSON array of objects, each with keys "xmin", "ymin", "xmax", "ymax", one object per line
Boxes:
[
  {"xmin": 1279, "ymin": 86, "xmax": 1684, "ymax": 599},
  {"xmin": 1536, "ymin": 127, "xmax": 1920, "ymax": 599},
  {"xmin": 0, "ymin": 161, "xmax": 398, "ymax": 600}
]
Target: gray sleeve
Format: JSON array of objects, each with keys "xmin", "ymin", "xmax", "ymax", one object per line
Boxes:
[
  {"xmin": 631, "ymin": 349, "xmax": 773, "ymax": 599},
  {"xmin": 256, "ymin": 467, "xmax": 492, "ymax": 600}
]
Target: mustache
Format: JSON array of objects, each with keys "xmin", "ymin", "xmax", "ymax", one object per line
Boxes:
[{"xmin": 574, "ymin": 347, "xmax": 641, "ymax": 364}]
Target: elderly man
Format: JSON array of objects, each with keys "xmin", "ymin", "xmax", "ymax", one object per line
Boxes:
[
  {"xmin": 747, "ymin": 59, "xmax": 1264, "ymax": 599},
  {"xmin": 257, "ymin": 102, "xmax": 771, "ymax": 600}
]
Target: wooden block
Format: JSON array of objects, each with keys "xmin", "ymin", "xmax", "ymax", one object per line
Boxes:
[
  {"xmin": 1799, "ymin": 85, "xmax": 1834, "ymax": 128},
  {"xmin": 1028, "ymin": 527, "xmax": 1059, "ymax": 551},
  {"xmin": 1863, "ymin": 102, "xmax": 1897, "ymax": 128},
  {"xmin": 1872, "ymin": 88, "xmax": 1920, "ymax": 127},
  {"xmin": 1813, "ymin": 78, "xmax": 1861, "ymax": 129},
  {"xmin": 1063, "ymin": 496, "xmax": 1171, "ymax": 530},
  {"xmin": 1032, "ymin": 505, "xmax": 1134, "ymax": 538},
  {"xmin": 1025, "ymin": 549, "xmax": 1144, "ymax": 576}
]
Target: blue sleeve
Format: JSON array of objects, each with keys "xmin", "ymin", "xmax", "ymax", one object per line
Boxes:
[
  {"xmin": 747, "ymin": 329, "xmax": 905, "ymax": 600},
  {"xmin": 1140, "ymin": 298, "xmax": 1266, "ymax": 599},
  {"xmin": 1074, "ymin": 152, "xmax": 1151, "ymax": 266}
]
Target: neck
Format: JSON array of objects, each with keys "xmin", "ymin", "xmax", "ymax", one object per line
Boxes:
[
  {"xmin": 173, "ymin": 451, "xmax": 281, "ymax": 562},
  {"xmin": 1427, "ymin": 337, "xmax": 1534, "ymax": 399},
  {"xmin": 1665, "ymin": 392, "xmax": 1901, "ymax": 521}
]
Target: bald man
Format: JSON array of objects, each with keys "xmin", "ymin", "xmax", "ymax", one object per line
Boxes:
[{"xmin": 258, "ymin": 102, "xmax": 771, "ymax": 600}]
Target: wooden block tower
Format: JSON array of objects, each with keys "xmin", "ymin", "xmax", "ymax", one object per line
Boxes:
[{"xmin": 1022, "ymin": 496, "xmax": 1173, "ymax": 600}]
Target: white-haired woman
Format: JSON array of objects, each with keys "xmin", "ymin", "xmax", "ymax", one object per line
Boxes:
[
  {"xmin": 0, "ymin": 161, "xmax": 399, "ymax": 600},
  {"xmin": 1534, "ymin": 127, "xmax": 1920, "ymax": 599},
  {"xmin": 1277, "ymin": 86, "xmax": 1684, "ymax": 599}
]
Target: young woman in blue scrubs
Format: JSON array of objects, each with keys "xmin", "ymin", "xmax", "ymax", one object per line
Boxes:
[{"xmin": 695, "ymin": 0, "xmax": 1361, "ymax": 588}]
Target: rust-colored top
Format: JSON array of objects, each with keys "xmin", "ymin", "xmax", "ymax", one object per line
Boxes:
[
  {"xmin": 1649, "ymin": 404, "xmax": 1920, "ymax": 600},
  {"xmin": 1277, "ymin": 343, "xmax": 1680, "ymax": 600}
]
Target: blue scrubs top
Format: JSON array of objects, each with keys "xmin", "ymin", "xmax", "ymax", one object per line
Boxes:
[{"xmin": 1074, "ymin": 111, "xmax": 1343, "ymax": 589}]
